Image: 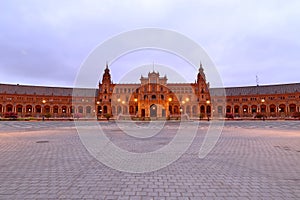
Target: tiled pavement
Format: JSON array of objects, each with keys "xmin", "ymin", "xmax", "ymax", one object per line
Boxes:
[
  {"xmin": 0, "ymin": 121, "xmax": 299, "ymax": 199},
  {"xmin": 1, "ymin": 120, "xmax": 300, "ymax": 131}
]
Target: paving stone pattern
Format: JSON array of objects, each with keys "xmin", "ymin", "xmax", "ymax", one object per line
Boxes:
[{"xmin": 0, "ymin": 121, "xmax": 299, "ymax": 199}]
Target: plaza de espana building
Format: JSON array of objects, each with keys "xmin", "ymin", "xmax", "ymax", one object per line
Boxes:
[{"xmin": 0, "ymin": 64, "xmax": 300, "ymax": 120}]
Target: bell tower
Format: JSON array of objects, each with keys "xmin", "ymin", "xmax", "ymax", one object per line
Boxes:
[
  {"xmin": 196, "ymin": 62, "xmax": 211, "ymax": 116},
  {"xmin": 197, "ymin": 63, "xmax": 206, "ymax": 83},
  {"xmin": 97, "ymin": 63, "xmax": 114, "ymax": 117},
  {"xmin": 101, "ymin": 62, "xmax": 112, "ymax": 91}
]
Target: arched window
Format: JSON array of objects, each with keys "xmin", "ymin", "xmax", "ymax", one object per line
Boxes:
[
  {"xmin": 35, "ymin": 105, "xmax": 41, "ymax": 113},
  {"xmin": 103, "ymin": 106, "xmax": 108, "ymax": 114},
  {"xmin": 45, "ymin": 105, "xmax": 50, "ymax": 113},
  {"xmin": 151, "ymin": 95, "xmax": 156, "ymax": 100},
  {"xmin": 260, "ymin": 105, "xmax": 266, "ymax": 113},
  {"xmin": 17, "ymin": 105, "xmax": 23, "ymax": 113},
  {"xmin": 97, "ymin": 106, "xmax": 102, "ymax": 114},
  {"xmin": 226, "ymin": 106, "xmax": 231, "ymax": 113},
  {"xmin": 234, "ymin": 105, "xmax": 239, "ymax": 113},
  {"xmin": 251, "ymin": 105, "xmax": 257, "ymax": 113},
  {"xmin": 6, "ymin": 104, "xmax": 13, "ymax": 112},
  {"xmin": 242, "ymin": 105, "xmax": 248, "ymax": 113},
  {"xmin": 62, "ymin": 106, "xmax": 67, "ymax": 113},
  {"xmin": 53, "ymin": 106, "xmax": 59, "ymax": 113},
  {"xmin": 86, "ymin": 106, "xmax": 91, "ymax": 114},
  {"xmin": 26, "ymin": 105, "xmax": 33, "ymax": 113},
  {"xmin": 200, "ymin": 105, "xmax": 205, "ymax": 113},
  {"xmin": 270, "ymin": 104, "xmax": 276, "ymax": 112},
  {"xmin": 279, "ymin": 104, "xmax": 285, "ymax": 112},
  {"xmin": 78, "ymin": 106, "xmax": 83, "ymax": 114},
  {"xmin": 289, "ymin": 104, "xmax": 296, "ymax": 113}
]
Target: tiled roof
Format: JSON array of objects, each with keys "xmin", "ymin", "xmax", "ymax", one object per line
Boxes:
[
  {"xmin": 0, "ymin": 84, "xmax": 97, "ymax": 97},
  {"xmin": 209, "ymin": 88, "xmax": 226, "ymax": 96},
  {"xmin": 1, "ymin": 82, "xmax": 300, "ymax": 97},
  {"xmin": 220, "ymin": 83, "xmax": 300, "ymax": 96}
]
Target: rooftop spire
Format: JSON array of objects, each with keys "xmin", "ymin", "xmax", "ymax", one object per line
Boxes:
[
  {"xmin": 197, "ymin": 61, "xmax": 206, "ymax": 82},
  {"xmin": 199, "ymin": 61, "xmax": 204, "ymax": 74},
  {"xmin": 199, "ymin": 61, "xmax": 203, "ymax": 71},
  {"xmin": 102, "ymin": 62, "xmax": 111, "ymax": 84}
]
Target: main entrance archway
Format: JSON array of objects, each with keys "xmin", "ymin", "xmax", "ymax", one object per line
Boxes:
[{"xmin": 150, "ymin": 104, "xmax": 157, "ymax": 117}]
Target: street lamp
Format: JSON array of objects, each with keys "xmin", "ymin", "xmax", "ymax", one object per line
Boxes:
[
  {"xmin": 261, "ymin": 99, "xmax": 266, "ymax": 121},
  {"xmin": 206, "ymin": 100, "xmax": 211, "ymax": 121},
  {"xmin": 42, "ymin": 100, "xmax": 46, "ymax": 120},
  {"xmin": 134, "ymin": 98, "xmax": 138, "ymax": 116}
]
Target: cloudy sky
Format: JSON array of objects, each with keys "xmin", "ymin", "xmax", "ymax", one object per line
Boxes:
[{"xmin": 1, "ymin": 0, "xmax": 299, "ymax": 88}]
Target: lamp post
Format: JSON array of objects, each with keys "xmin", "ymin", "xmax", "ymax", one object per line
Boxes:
[
  {"xmin": 96, "ymin": 101, "xmax": 100, "ymax": 119},
  {"xmin": 134, "ymin": 98, "xmax": 138, "ymax": 117},
  {"xmin": 168, "ymin": 97, "xmax": 172, "ymax": 118},
  {"xmin": 42, "ymin": 100, "xmax": 46, "ymax": 121},
  {"xmin": 261, "ymin": 99, "xmax": 265, "ymax": 121},
  {"xmin": 206, "ymin": 100, "xmax": 211, "ymax": 121}
]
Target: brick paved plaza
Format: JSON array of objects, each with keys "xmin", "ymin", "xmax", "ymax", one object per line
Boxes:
[{"xmin": 0, "ymin": 121, "xmax": 299, "ymax": 199}]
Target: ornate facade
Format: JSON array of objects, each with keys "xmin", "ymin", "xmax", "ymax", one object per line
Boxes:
[
  {"xmin": 96, "ymin": 64, "xmax": 210, "ymax": 119},
  {"xmin": 0, "ymin": 64, "xmax": 300, "ymax": 119}
]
